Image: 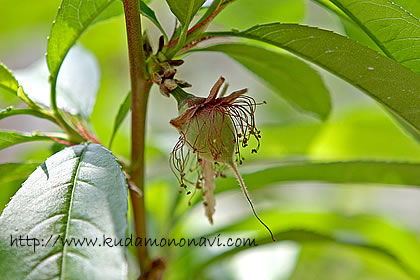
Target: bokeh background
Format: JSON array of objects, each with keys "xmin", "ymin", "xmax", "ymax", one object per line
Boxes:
[{"xmin": 1, "ymin": 0, "xmax": 420, "ymax": 279}]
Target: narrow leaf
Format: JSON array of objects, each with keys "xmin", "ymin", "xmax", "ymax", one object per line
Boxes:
[
  {"xmin": 0, "ymin": 107, "xmax": 56, "ymax": 123},
  {"xmin": 0, "ymin": 130, "xmax": 68, "ymax": 150},
  {"xmin": 108, "ymin": 91, "xmax": 131, "ymax": 148},
  {"xmin": 0, "ymin": 144, "xmax": 128, "ymax": 279},
  {"xmin": 0, "ymin": 63, "xmax": 18, "ymax": 95},
  {"xmin": 140, "ymin": 0, "xmax": 167, "ymax": 39},
  {"xmin": 191, "ymin": 43, "xmax": 331, "ymax": 119},
  {"xmin": 331, "ymin": 0, "xmax": 420, "ymax": 73},
  {"xmin": 205, "ymin": 24, "xmax": 420, "ymax": 136},
  {"xmin": 216, "ymin": 161, "xmax": 420, "ymax": 194},
  {"xmin": 192, "ymin": 212, "xmax": 420, "ymax": 278},
  {"xmin": 166, "ymin": 0, "xmax": 206, "ymax": 26},
  {"xmin": 47, "ymin": 0, "xmax": 121, "ymax": 83}
]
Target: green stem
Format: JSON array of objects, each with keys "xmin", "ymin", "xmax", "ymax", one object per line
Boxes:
[
  {"xmin": 122, "ymin": 0, "xmax": 152, "ymax": 275},
  {"xmin": 170, "ymin": 86, "xmax": 195, "ymax": 109},
  {"xmin": 50, "ymin": 83, "xmax": 83, "ymax": 142}
]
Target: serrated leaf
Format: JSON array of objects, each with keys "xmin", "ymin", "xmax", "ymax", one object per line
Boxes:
[
  {"xmin": 16, "ymin": 45, "xmax": 100, "ymax": 118},
  {"xmin": 215, "ymin": 161, "xmax": 420, "ymax": 194},
  {"xmin": 166, "ymin": 0, "xmax": 206, "ymax": 26},
  {"xmin": 205, "ymin": 24, "xmax": 420, "ymax": 137},
  {"xmin": 108, "ymin": 91, "xmax": 130, "ymax": 148},
  {"xmin": 0, "ymin": 144, "xmax": 128, "ymax": 279},
  {"xmin": 331, "ymin": 0, "xmax": 420, "ymax": 73},
  {"xmin": 47, "ymin": 0, "xmax": 121, "ymax": 83},
  {"xmin": 0, "ymin": 63, "xmax": 18, "ymax": 95},
  {"xmin": 0, "ymin": 130, "xmax": 68, "ymax": 150},
  {"xmin": 192, "ymin": 43, "xmax": 331, "ymax": 120}
]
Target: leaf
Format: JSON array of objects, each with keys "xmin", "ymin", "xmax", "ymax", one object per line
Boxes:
[
  {"xmin": 0, "ymin": 107, "xmax": 56, "ymax": 123},
  {"xmin": 0, "ymin": 63, "xmax": 18, "ymax": 95},
  {"xmin": 0, "ymin": 130, "xmax": 68, "ymax": 150},
  {"xmin": 330, "ymin": 0, "xmax": 420, "ymax": 73},
  {"xmin": 0, "ymin": 163, "xmax": 39, "ymax": 185},
  {"xmin": 0, "ymin": 144, "xmax": 128, "ymax": 279},
  {"xmin": 190, "ymin": 212, "xmax": 420, "ymax": 278},
  {"xmin": 215, "ymin": 0, "xmax": 305, "ymax": 29},
  {"xmin": 215, "ymin": 161, "xmax": 420, "ymax": 194},
  {"xmin": 108, "ymin": 91, "xmax": 130, "ymax": 148},
  {"xmin": 140, "ymin": 0, "xmax": 167, "ymax": 39},
  {"xmin": 205, "ymin": 24, "xmax": 420, "ymax": 137},
  {"xmin": 0, "ymin": 163, "xmax": 40, "ymax": 214},
  {"xmin": 191, "ymin": 43, "xmax": 331, "ymax": 120},
  {"xmin": 47, "ymin": 0, "xmax": 121, "ymax": 83},
  {"xmin": 165, "ymin": 0, "xmax": 206, "ymax": 26},
  {"xmin": 16, "ymin": 45, "xmax": 101, "ymax": 118}
]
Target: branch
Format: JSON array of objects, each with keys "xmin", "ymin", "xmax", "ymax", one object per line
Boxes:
[{"xmin": 122, "ymin": 0, "xmax": 153, "ymax": 275}]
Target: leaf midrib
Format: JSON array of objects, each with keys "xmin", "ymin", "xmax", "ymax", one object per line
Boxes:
[
  {"xmin": 59, "ymin": 145, "xmax": 88, "ymax": 280},
  {"xmin": 48, "ymin": 0, "xmax": 116, "ymax": 82}
]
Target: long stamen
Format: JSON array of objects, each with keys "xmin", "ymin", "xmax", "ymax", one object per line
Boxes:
[{"xmin": 231, "ymin": 163, "xmax": 275, "ymax": 242}]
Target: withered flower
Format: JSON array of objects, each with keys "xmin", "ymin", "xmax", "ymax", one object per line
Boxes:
[{"xmin": 169, "ymin": 77, "xmax": 275, "ymax": 242}]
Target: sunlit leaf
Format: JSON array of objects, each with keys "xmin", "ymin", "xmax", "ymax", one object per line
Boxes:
[
  {"xmin": 0, "ymin": 144, "xmax": 128, "ymax": 279},
  {"xmin": 205, "ymin": 24, "xmax": 420, "ymax": 137},
  {"xmin": 0, "ymin": 63, "xmax": 18, "ymax": 95},
  {"xmin": 331, "ymin": 0, "xmax": 420, "ymax": 73},
  {"xmin": 47, "ymin": 0, "xmax": 122, "ymax": 83},
  {"xmin": 16, "ymin": 45, "xmax": 100, "ymax": 118},
  {"xmin": 191, "ymin": 43, "xmax": 331, "ymax": 119},
  {"xmin": 165, "ymin": 0, "xmax": 206, "ymax": 26}
]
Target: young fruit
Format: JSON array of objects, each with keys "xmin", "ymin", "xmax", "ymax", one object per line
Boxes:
[{"xmin": 169, "ymin": 77, "xmax": 275, "ymax": 242}]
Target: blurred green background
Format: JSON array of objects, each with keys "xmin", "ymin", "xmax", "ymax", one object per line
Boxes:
[{"xmin": 1, "ymin": 0, "xmax": 420, "ymax": 279}]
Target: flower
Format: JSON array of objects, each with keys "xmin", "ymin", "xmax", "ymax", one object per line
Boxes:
[{"xmin": 169, "ymin": 77, "xmax": 275, "ymax": 241}]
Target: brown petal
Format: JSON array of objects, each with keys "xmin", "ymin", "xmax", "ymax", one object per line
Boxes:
[
  {"xmin": 200, "ymin": 158, "xmax": 216, "ymax": 224},
  {"xmin": 205, "ymin": 76, "xmax": 225, "ymax": 104},
  {"xmin": 221, "ymin": 88, "xmax": 248, "ymax": 104}
]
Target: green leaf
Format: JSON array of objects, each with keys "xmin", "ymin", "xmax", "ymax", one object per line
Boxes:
[
  {"xmin": 17, "ymin": 46, "xmax": 100, "ymax": 118},
  {"xmin": 0, "ymin": 107, "xmax": 56, "ymax": 123},
  {"xmin": 191, "ymin": 43, "xmax": 331, "ymax": 120},
  {"xmin": 192, "ymin": 212, "xmax": 420, "ymax": 278},
  {"xmin": 0, "ymin": 163, "xmax": 39, "ymax": 185},
  {"xmin": 215, "ymin": 161, "xmax": 420, "ymax": 194},
  {"xmin": 0, "ymin": 63, "xmax": 18, "ymax": 95},
  {"xmin": 205, "ymin": 24, "xmax": 420, "ymax": 137},
  {"xmin": 47, "ymin": 0, "xmax": 121, "ymax": 83},
  {"xmin": 0, "ymin": 163, "xmax": 40, "ymax": 214},
  {"xmin": 330, "ymin": 0, "xmax": 420, "ymax": 73},
  {"xmin": 215, "ymin": 0, "xmax": 305, "ymax": 29},
  {"xmin": 108, "ymin": 91, "xmax": 131, "ymax": 148},
  {"xmin": 0, "ymin": 144, "xmax": 128, "ymax": 279},
  {"xmin": 140, "ymin": 0, "xmax": 167, "ymax": 40},
  {"xmin": 165, "ymin": 0, "xmax": 206, "ymax": 26},
  {"xmin": 0, "ymin": 130, "xmax": 68, "ymax": 150}
]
